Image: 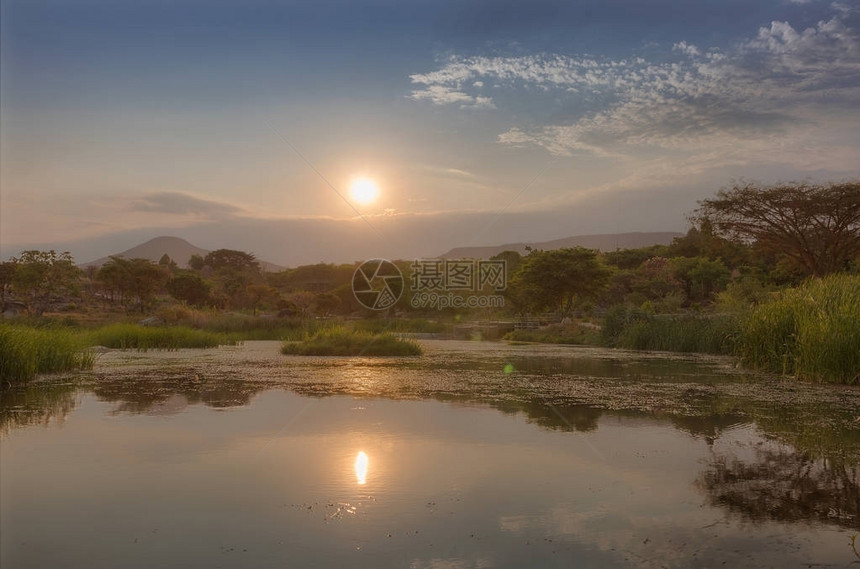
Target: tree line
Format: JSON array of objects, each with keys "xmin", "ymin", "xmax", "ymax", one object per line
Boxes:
[{"xmin": 1, "ymin": 181, "xmax": 857, "ymax": 319}]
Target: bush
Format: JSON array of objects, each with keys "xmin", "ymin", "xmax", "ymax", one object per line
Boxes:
[
  {"xmin": 281, "ymin": 327, "xmax": 422, "ymax": 356},
  {"xmin": 739, "ymin": 274, "xmax": 860, "ymax": 384}
]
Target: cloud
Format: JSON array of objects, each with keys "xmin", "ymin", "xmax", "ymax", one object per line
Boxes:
[
  {"xmin": 409, "ymin": 82, "xmax": 496, "ymax": 109},
  {"xmin": 408, "ymin": 5, "xmax": 860, "ymax": 161},
  {"xmin": 132, "ymin": 192, "xmax": 245, "ymax": 218}
]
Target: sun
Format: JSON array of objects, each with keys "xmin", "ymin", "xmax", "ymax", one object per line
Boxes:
[{"xmin": 349, "ymin": 177, "xmax": 379, "ymax": 205}]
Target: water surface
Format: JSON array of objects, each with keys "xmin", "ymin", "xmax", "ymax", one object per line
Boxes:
[{"xmin": 2, "ymin": 340, "xmax": 858, "ymax": 568}]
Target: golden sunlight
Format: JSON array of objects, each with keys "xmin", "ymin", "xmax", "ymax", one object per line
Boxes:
[
  {"xmin": 349, "ymin": 178, "xmax": 379, "ymax": 205},
  {"xmin": 354, "ymin": 451, "xmax": 369, "ymax": 485}
]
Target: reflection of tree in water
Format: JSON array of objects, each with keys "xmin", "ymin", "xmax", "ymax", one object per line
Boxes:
[
  {"xmin": 0, "ymin": 382, "xmax": 78, "ymax": 432},
  {"xmin": 669, "ymin": 413, "xmax": 748, "ymax": 442},
  {"xmin": 698, "ymin": 444, "xmax": 860, "ymax": 530},
  {"xmin": 1, "ymin": 374, "xmax": 270, "ymax": 429},
  {"xmin": 508, "ymin": 355, "xmax": 716, "ymax": 381},
  {"xmin": 490, "ymin": 399, "xmax": 602, "ymax": 432},
  {"xmin": 91, "ymin": 375, "xmax": 269, "ymax": 415}
]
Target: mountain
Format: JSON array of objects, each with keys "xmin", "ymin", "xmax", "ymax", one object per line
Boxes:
[
  {"xmin": 438, "ymin": 232, "xmax": 683, "ymax": 259},
  {"xmin": 81, "ymin": 236, "xmax": 285, "ymax": 272}
]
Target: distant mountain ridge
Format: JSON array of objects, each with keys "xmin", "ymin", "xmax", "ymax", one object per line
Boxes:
[
  {"xmin": 438, "ymin": 232, "xmax": 683, "ymax": 259},
  {"xmin": 81, "ymin": 236, "xmax": 285, "ymax": 272}
]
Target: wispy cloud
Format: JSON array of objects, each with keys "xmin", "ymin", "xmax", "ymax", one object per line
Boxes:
[
  {"xmin": 408, "ymin": 5, "xmax": 860, "ymax": 161},
  {"xmin": 132, "ymin": 192, "xmax": 246, "ymax": 218},
  {"xmin": 409, "ymin": 83, "xmax": 497, "ymax": 110}
]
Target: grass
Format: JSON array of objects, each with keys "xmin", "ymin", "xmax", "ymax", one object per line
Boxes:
[
  {"xmin": 739, "ymin": 274, "xmax": 860, "ymax": 384},
  {"xmin": 0, "ymin": 323, "xmax": 94, "ymax": 384},
  {"xmin": 281, "ymin": 327, "xmax": 423, "ymax": 356},
  {"xmin": 350, "ymin": 318, "xmax": 448, "ymax": 334},
  {"xmin": 601, "ymin": 306, "xmax": 740, "ymax": 355},
  {"xmin": 196, "ymin": 315, "xmax": 447, "ymax": 341},
  {"xmin": 86, "ymin": 323, "xmax": 236, "ymax": 351}
]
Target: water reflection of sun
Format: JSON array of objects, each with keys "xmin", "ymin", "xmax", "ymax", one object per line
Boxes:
[{"xmin": 355, "ymin": 451, "xmax": 369, "ymax": 485}]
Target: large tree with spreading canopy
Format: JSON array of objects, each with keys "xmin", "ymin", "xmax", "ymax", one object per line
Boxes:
[{"xmin": 693, "ymin": 181, "xmax": 860, "ymax": 277}]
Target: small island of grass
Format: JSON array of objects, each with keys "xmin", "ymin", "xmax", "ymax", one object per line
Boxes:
[{"xmin": 281, "ymin": 327, "xmax": 422, "ymax": 356}]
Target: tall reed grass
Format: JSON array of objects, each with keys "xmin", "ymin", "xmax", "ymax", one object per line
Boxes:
[
  {"xmin": 0, "ymin": 323, "xmax": 94, "ymax": 384},
  {"xmin": 351, "ymin": 318, "xmax": 448, "ymax": 334},
  {"xmin": 86, "ymin": 324, "xmax": 235, "ymax": 351},
  {"xmin": 504, "ymin": 323, "xmax": 600, "ymax": 345},
  {"xmin": 602, "ymin": 306, "xmax": 740, "ymax": 354},
  {"xmin": 739, "ymin": 274, "xmax": 860, "ymax": 384},
  {"xmin": 281, "ymin": 326, "xmax": 423, "ymax": 356}
]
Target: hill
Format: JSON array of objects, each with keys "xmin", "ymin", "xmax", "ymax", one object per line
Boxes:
[
  {"xmin": 438, "ymin": 232, "xmax": 682, "ymax": 259},
  {"xmin": 81, "ymin": 236, "xmax": 285, "ymax": 272}
]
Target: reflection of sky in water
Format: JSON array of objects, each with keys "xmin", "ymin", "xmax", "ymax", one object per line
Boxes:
[{"xmin": 1, "ymin": 386, "xmax": 855, "ymax": 569}]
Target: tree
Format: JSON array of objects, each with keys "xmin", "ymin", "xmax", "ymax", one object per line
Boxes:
[
  {"xmin": 203, "ymin": 249, "xmax": 262, "ymax": 309},
  {"xmin": 510, "ymin": 247, "xmax": 612, "ymax": 316},
  {"xmin": 203, "ymin": 249, "xmax": 261, "ymax": 273},
  {"xmin": 246, "ymin": 284, "xmax": 280, "ymax": 315},
  {"xmin": 167, "ymin": 273, "xmax": 211, "ymax": 307},
  {"xmin": 127, "ymin": 259, "xmax": 169, "ymax": 312},
  {"xmin": 288, "ymin": 291, "xmax": 316, "ymax": 318},
  {"xmin": 694, "ymin": 181, "xmax": 860, "ymax": 277},
  {"xmin": 0, "ymin": 261, "xmax": 16, "ymax": 313},
  {"xmin": 97, "ymin": 257, "xmax": 131, "ymax": 304},
  {"xmin": 96, "ymin": 257, "xmax": 169, "ymax": 312},
  {"xmin": 10, "ymin": 250, "xmax": 80, "ymax": 316},
  {"xmin": 158, "ymin": 254, "xmax": 178, "ymax": 273},
  {"xmin": 670, "ymin": 256, "xmax": 730, "ymax": 304},
  {"xmin": 188, "ymin": 254, "xmax": 205, "ymax": 271},
  {"xmin": 604, "ymin": 245, "xmax": 669, "ymax": 270},
  {"xmin": 490, "ymin": 250, "xmax": 524, "ymax": 282},
  {"xmin": 314, "ymin": 292, "xmax": 341, "ymax": 316},
  {"xmin": 631, "ymin": 257, "xmax": 683, "ymax": 301}
]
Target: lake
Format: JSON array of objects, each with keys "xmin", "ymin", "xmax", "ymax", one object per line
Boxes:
[{"xmin": 2, "ymin": 340, "xmax": 858, "ymax": 568}]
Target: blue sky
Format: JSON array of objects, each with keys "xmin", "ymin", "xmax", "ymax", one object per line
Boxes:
[{"xmin": 2, "ymin": 0, "xmax": 858, "ymax": 264}]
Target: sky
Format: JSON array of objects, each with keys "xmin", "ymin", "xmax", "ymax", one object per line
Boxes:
[{"xmin": 2, "ymin": 0, "xmax": 859, "ymax": 265}]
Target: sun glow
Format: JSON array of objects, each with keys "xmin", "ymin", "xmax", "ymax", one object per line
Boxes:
[
  {"xmin": 349, "ymin": 178, "xmax": 379, "ymax": 205},
  {"xmin": 355, "ymin": 451, "xmax": 369, "ymax": 485}
]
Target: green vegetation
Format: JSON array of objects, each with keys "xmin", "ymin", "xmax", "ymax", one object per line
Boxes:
[
  {"xmin": 739, "ymin": 274, "xmax": 860, "ymax": 384},
  {"xmin": 503, "ymin": 323, "xmax": 599, "ymax": 345},
  {"xmin": 86, "ymin": 324, "xmax": 234, "ymax": 351},
  {"xmin": 192, "ymin": 314, "xmax": 323, "ymax": 341},
  {"xmin": 695, "ymin": 180, "xmax": 860, "ymax": 277},
  {"xmin": 508, "ymin": 247, "xmax": 612, "ymax": 316},
  {"xmin": 350, "ymin": 318, "xmax": 448, "ymax": 334},
  {"xmin": 0, "ymin": 323, "xmax": 94, "ymax": 383},
  {"xmin": 1, "ymin": 180, "xmax": 856, "ymax": 381},
  {"xmin": 602, "ymin": 308, "xmax": 740, "ymax": 354},
  {"xmin": 281, "ymin": 327, "xmax": 422, "ymax": 356}
]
